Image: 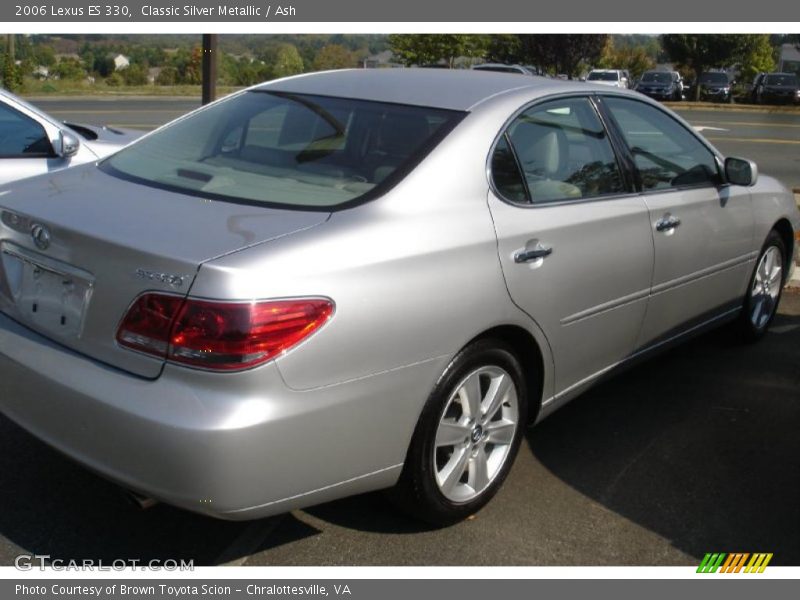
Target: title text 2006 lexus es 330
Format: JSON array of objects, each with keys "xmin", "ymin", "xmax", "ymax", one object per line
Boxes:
[{"xmin": 0, "ymin": 70, "xmax": 798, "ymax": 524}]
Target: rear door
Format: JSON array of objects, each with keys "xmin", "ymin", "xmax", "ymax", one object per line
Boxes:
[
  {"xmin": 488, "ymin": 95, "xmax": 654, "ymax": 396},
  {"xmin": 600, "ymin": 96, "xmax": 755, "ymax": 349}
]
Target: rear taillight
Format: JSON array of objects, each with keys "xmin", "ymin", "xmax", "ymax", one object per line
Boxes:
[{"xmin": 117, "ymin": 294, "xmax": 333, "ymax": 371}]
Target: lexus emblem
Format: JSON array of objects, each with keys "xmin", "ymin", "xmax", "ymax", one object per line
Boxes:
[{"xmin": 30, "ymin": 224, "xmax": 51, "ymax": 250}]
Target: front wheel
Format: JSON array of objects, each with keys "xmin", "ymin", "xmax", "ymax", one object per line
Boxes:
[
  {"xmin": 390, "ymin": 340, "xmax": 528, "ymax": 525},
  {"xmin": 737, "ymin": 230, "xmax": 786, "ymax": 342}
]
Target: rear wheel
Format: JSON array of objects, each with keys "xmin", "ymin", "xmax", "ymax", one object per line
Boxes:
[
  {"xmin": 391, "ymin": 339, "xmax": 528, "ymax": 525},
  {"xmin": 737, "ymin": 230, "xmax": 786, "ymax": 342}
]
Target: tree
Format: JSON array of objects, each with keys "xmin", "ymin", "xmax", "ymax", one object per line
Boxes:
[
  {"xmin": 122, "ymin": 63, "xmax": 148, "ymax": 86},
  {"xmin": 598, "ymin": 38, "xmax": 656, "ymax": 79},
  {"xmin": 313, "ymin": 44, "xmax": 355, "ymax": 71},
  {"xmin": 265, "ymin": 43, "xmax": 304, "ymax": 79},
  {"xmin": 518, "ymin": 34, "xmax": 609, "ymax": 78},
  {"xmin": 3, "ymin": 54, "xmax": 21, "ymax": 92},
  {"xmin": 52, "ymin": 57, "xmax": 86, "ymax": 80},
  {"xmin": 483, "ymin": 34, "xmax": 608, "ymax": 77},
  {"xmin": 661, "ymin": 34, "xmax": 747, "ymax": 99},
  {"xmin": 388, "ymin": 34, "xmax": 490, "ymax": 67},
  {"xmin": 737, "ymin": 35, "xmax": 776, "ymax": 84},
  {"xmin": 156, "ymin": 66, "xmax": 178, "ymax": 86}
]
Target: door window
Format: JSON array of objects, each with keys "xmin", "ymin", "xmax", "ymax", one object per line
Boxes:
[
  {"xmin": 603, "ymin": 96, "xmax": 720, "ymax": 191},
  {"xmin": 491, "ymin": 97, "xmax": 625, "ymax": 204},
  {"xmin": 0, "ymin": 103, "xmax": 52, "ymax": 157}
]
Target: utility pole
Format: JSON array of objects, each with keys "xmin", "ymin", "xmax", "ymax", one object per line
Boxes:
[{"xmin": 201, "ymin": 34, "xmax": 217, "ymax": 105}]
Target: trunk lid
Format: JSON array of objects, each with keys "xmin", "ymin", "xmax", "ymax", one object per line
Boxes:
[{"xmin": 0, "ymin": 164, "xmax": 329, "ymax": 378}]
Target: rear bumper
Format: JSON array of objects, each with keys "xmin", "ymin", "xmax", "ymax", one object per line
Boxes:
[{"xmin": 0, "ymin": 313, "xmax": 442, "ymax": 519}]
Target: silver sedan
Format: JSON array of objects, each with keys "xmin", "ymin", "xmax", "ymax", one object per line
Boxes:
[{"xmin": 0, "ymin": 70, "xmax": 798, "ymax": 524}]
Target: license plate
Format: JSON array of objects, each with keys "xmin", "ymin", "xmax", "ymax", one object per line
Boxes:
[{"xmin": 1, "ymin": 244, "xmax": 94, "ymax": 339}]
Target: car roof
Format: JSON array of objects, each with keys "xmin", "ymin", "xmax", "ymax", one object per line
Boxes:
[{"xmin": 254, "ymin": 68, "xmax": 599, "ymax": 111}]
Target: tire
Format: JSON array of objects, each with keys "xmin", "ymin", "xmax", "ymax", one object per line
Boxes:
[
  {"xmin": 390, "ymin": 339, "xmax": 529, "ymax": 525},
  {"xmin": 737, "ymin": 230, "xmax": 786, "ymax": 342}
]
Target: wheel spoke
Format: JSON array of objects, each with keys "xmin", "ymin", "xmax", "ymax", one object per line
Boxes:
[
  {"xmin": 485, "ymin": 420, "xmax": 516, "ymax": 445},
  {"xmin": 752, "ymin": 295, "xmax": 764, "ymax": 325},
  {"xmin": 768, "ymin": 264, "xmax": 782, "ymax": 286},
  {"xmin": 468, "ymin": 448, "xmax": 490, "ymax": 492},
  {"xmin": 763, "ymin": 295, "xmax": 774, "ymax": 320},
  {"xmin": 439, "ymin": 447, "xmax": 470, "ymax": 494},
  {"xmin": 460, "ymin": 372, "xmax": 482, "ymax": 420},
  {"xmin": 481, "ymin": 374, "xmax": 511, "ymax": 423},
  {"xmin": 435, "ymin": 420, "xmax": 470, "ymax": 448}
]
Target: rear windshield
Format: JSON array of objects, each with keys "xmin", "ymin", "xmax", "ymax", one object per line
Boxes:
[
  {"xmin": 764, "ymin": 74, "xmax": 798, "ymax": 86},
  {"xmin": 102, "ymin": 91, "xmax": 463, "ymax": 209},
  {"xmin": 588, "ymin": 71, "xmax": 620, "ymax": 81},
  {"xmin": 699, "ymin": 72, "xmax": 729, "ymax": 84},
  {"xmin": 641, "ymin": 72, "xmax": 673, "ymax": 83}
]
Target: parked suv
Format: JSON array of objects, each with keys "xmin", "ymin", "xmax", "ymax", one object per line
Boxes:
[
  {"xmin": 696, "ymin": 72, "xmax": 733, "ymax": 103},
  {"xmin": 755, "ymin": 72, "xmax": 800, "ymax": 105},
  {"xmin": 635, "ymin": 71, "xmax": 684, "ymax": 101}
]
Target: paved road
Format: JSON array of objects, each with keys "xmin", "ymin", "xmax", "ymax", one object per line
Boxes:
[
  {"xmin": 28, "ymin": 96, "xmax": 800, "ymax": 191},
  {"xmin": 1, "ymin": 292, "xmax": 798, "ymax": 566},
  {"xmin": 673, "ymin": 107, "xmax": 800, "ymax": 190}
]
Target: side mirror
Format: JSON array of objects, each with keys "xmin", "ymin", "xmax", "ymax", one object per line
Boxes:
[
  {"xmin": 55, "ymin": 130, "xmax": 80, "ymax": 158},
  {"xmin": 725, "ymin": 157, "xmax": 758, "ymax": 186}
]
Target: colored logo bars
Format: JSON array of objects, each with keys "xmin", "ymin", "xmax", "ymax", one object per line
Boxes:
[{"xmin": 697, "ymin": 553, "xmax": 773, "ymax": 573}]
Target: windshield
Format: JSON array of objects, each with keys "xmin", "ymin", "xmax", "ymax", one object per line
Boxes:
[
  {"xmin": 588, "ymin": 71, "xmax": 619, "ymax": 81},
  {"xmin": 102, "ymin": 91, "xmax": 463, "ymax": 209},
  {"xmin": 641, "ymin": 72, "xmax": 673, "ymax": 84},
  {"xmin": 764, "ymin": 74, "xmax": 798, "ymax": 86},
  {"xmin": 699, "ymin": 72, "xmax": 729, "ymax": 84}
]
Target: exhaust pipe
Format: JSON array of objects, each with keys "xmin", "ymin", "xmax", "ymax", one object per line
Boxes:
[{"xmin": 122, "ymin": 489, "xmax": 159, "ymax": 510}]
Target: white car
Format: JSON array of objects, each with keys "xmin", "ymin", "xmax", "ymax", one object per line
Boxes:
[
  {"xmin": 586, "ymin": 69, "xmax": 630, "ymax": 89},
  {"xmin": 0, "ymin": 88, "xmax": 141, "ymax": 186}
]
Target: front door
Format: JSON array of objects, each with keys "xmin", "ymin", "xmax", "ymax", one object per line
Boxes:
[{"xmin": 601, "ymin": 96, "xmax": 755, "ymax": 348}]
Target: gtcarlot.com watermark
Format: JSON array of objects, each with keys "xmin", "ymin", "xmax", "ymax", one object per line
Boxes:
[{"xmin": 14, "ymin": 554, "xmax": 194, "ymax": 571}]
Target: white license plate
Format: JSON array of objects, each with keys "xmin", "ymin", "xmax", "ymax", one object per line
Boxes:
[{"xmin": 1, "ymin": 245, "xmax": 94, "ymax": 339}]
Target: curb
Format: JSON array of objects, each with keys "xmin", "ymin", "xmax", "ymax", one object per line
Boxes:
[{"xmin": 664, "ymin": 101, "xmax": 800, "ymax": 115}]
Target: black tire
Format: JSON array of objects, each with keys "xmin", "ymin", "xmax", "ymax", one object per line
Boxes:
[
  {"xmin": 737, "ymin": 230, "xmax": 786, "ymax": 342},
  {"xmin": 390, "ymin": 339, "xmax": 529, "ymax": 526}
]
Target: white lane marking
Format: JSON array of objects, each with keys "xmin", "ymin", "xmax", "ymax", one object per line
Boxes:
[{"xmin": 693, "ymin": 125, "xmax": 730, "ymax": 132}]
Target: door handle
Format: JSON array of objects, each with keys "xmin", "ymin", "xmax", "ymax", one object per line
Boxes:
[
  {"xmin": 514, "ymin": 245, "xmax": 553, "ymax": 263},
  {"xmin": 655, "ymin": 216, "xmax": 682, "ymax": 232}
]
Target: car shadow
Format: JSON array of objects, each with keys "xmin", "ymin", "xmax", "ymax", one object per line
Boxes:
[{"xmin": 526, "ymin": 308, "xmax": 800, "ymax": 564}]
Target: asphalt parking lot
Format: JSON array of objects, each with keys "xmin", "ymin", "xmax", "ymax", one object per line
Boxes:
[
  {"xmin": 1, "ymin": 291, "xmax": 798, "ymax": 566},
  {"xmin": 1, "ymin": 95, "xmax": 798, "ymax": 567}
]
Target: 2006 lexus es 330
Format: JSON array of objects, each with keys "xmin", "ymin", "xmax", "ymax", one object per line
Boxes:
[{"xmin": 0, "ymin": 70, "xmax": 798, "ymax": 524}]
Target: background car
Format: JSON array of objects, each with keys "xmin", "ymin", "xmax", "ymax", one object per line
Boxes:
[
  {"xmin": 634, "ymin": 70, "xmax": 684, "ymax": 101},
  {"xmin": 755, "ymin": 72, "xmax": 800, "ymax": 105},
  {"xmin": 696, "ymin": 71, "xmax": 734, "ymax": 103},
  {"xmin": 585, "ymin": 69, "xmax": 630, "ymax": 88},
  {"xmin": 0, "ymin": 70, "xmax": 797, "ymax": 526},
  {"xmin": 472, "ymin": 63, "xmax": 537, "ymax": 75},
  {"xmin": 0, "ymin": 88, "xmax": 141, "ymax": 186}
]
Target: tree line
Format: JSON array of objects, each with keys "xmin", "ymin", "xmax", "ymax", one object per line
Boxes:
[{"xmin": 1, "ymin": 34, "xmax": 797, "ymax": 93}]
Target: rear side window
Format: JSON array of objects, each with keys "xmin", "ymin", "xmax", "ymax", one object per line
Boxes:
[
  {"xmin": 0, "ymin": 103, "xmax": 52, "ymax": 158},
  {"xmin": 102, "ymin": 91, "xmax": 463, "ymax": 209},
  {"xmin": 491, "ymin": 97, "xmax": 625, "ymax": 204},
  {"xmin": 603, "ymin": 96, "xmax": 720, "ymax": 191}
]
